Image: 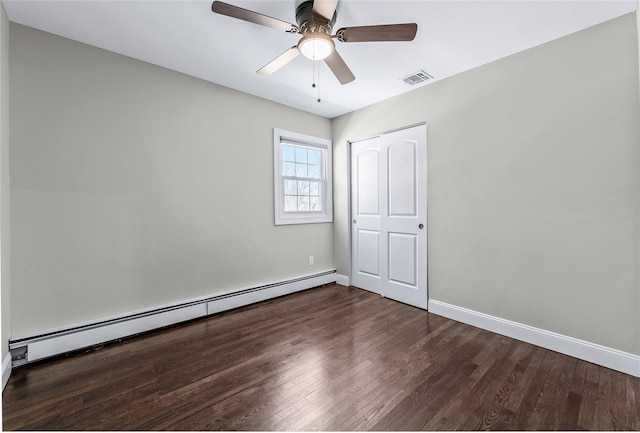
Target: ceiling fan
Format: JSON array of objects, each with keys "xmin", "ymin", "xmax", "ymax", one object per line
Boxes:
[{"xmin": 211, "ymin": 0, "xmax": 418, "ymax": 84}]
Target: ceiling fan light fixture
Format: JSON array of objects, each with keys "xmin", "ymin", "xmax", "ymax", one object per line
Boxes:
[{"xmin": 298, "ymin": 33, "xmax": 334, "ymax": 61}]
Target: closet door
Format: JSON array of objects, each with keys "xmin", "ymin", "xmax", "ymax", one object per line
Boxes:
[
  {"xmin": 350, "ymin": 135, "xmax": 383, "ymax": 293},
  {"xmin": 350, "ymin": 124, "xmax": 428, "ymax": 309},
  {"xmin": 380, "ymin": 125, "xmax": 428, "ymax": 308}
]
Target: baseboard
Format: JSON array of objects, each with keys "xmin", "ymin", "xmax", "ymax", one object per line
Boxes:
[
  {"xmin": 335, "ymin": 273, "xmax": 350, "ymax": 287},
  {"xmin": 9, "ymin": 270, "xmax": 336, "ymax": 366},
  {"xmin": 2, "ymin": 353, "xmax": 11, "ymax": 390},
  {"xmin": 428, "ymin": 299, "xmax": 640, "ymax": 378}
]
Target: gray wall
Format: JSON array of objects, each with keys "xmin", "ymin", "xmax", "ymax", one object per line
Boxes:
[
  {"xmin": 9, "ymin": 24, "xmax": 332, "ymax": 338},
  {"xmin": 1, "ymin": 3, "xmax": 10, "ymax": 361},
  {"xmin": 332, "ymin": 13, "xmax": 640, "ymax": 355}
]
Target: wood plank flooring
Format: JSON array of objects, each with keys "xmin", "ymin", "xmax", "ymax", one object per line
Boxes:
[{"xmin": 3, "ymin": 284, "xmax": 639, "ymax": 430}]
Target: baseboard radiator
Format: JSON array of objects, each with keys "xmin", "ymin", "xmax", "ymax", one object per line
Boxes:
[{"xmin": 9, "ymin": 270, "xmax": 337, "ymax": 367}]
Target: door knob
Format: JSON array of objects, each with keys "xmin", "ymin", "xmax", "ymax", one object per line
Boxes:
[
  {"xmin": 353, "ymin": 219, "xmax": 357, "ymax": 224},
  {"xmin": 418, "ymin": 223, "xmax": 424, "ymax": 229}
]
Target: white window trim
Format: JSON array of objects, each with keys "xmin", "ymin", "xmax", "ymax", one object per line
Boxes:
[{"xmin": 274, "ymin": 128, "xmax": 333, "ymax": 225}]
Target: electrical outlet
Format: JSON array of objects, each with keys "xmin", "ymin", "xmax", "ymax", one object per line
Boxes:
[{"xmin": 308, "ymin": 255, "xmax": 314, "ymax": 266}]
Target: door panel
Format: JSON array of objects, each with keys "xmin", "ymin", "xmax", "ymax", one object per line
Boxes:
[
  {"xmin": 357, "ymin": 150, "xmax": 380, "ymax": 215},
  {"xmin": 388, "ymin": 232, "xmax": 417, "ymax": 286},
  {"xmin": 388, "ymin": 140, "xmax": 417, "ymax": 216},
  {"xmin": 351, "ymin": 124, "xmax": 427, "ymax": 309},
  {"xmin": 357, "ymin": 230, "xmax": 380, "ymax": 276}
]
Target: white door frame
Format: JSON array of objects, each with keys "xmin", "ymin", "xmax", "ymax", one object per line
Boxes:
[{"xmin": 347, "ymin": 122, "xmax": 429, "ymax": 307}]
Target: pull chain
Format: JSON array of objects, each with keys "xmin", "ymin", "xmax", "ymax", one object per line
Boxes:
[
  {"xmin": 316, "ymin": 67, "xmax": 321, "ymax": 103},
  {"xmin": 311, "ymin": 59, "xmax": 321, "ymax": 103}
]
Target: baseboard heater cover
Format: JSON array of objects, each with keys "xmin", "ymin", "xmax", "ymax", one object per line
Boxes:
[{"xmin": 9, "ymin": 270, "xmax": 336, "ymax": 367}]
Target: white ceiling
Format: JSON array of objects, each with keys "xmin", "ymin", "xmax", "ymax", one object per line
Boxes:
[{"xmin": 2, "ymin": 0, "xmax": 637, "ymax": 118}]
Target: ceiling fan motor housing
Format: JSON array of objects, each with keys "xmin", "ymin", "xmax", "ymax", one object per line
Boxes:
[{"xmin": 296, "ymin": 0, "xmax": 336, "ymax": 34}]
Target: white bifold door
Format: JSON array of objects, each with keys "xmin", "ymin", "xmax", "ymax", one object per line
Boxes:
[{"xmin": 350, "ymin": 124, "xmax": 427, "ymax": 309}]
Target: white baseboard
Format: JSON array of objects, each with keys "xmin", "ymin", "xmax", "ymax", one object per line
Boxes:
[
  {"xmin": 335, "ymin": 273, "xmax": 350, "ymax": 287},
  {"xmin": 10, "ymin": 270, "xmax": 336, "ymax": 366},
  {"xmin": 2, "ymin": 353, "xmax": 11, "ymax": 390},
  {"xmin": 428, "ymin": 299, "xmax": 640, "ymax": 378}
]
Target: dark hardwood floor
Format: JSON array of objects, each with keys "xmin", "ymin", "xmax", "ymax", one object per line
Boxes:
[{"xmin": 3, "ymin": 284, "xmax": 639, "ymax": 430}]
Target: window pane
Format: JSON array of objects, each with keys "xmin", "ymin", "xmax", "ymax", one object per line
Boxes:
[
  {"xmin": 284, "ymin": 196, "xmax": 298, "ymax": 212},
  {"xmin": 307, "ymin": 149, "xmax": 320, "ymax": 165},
  {"xmin": 295, "ymin": 163, "xmax": 308, "ymax": 178},
  {"xmin": 295, "ymin": 147, "xmax": 307, "ymax": 164},
  {"xmin": 309, "ymin": 182, "xmax": 320, "ymax": 196},
  {"xmin": 282, "ymin": 145, "xmax": 295, "ymax": 162},
  {"xmin": 298, "ymin": 181, "xmax": 310, "ymax": 195},
  {"xmin": 284, "ymin": 179, "xmax": 297, "ymax": 195},
  {"xmin": 308, "ymin": 164, "xmax": 319, "ymax": 179},
  {"xmin": 298, "ymin": 196, "xmax": 309, "ymax": 211},
  {"xmin": 283, "ymin": 162, "xmax": 296, "ymax": 176},
  {"xmin": 309, "ymin": 196, "xmax": 320, "ymax": 211}
]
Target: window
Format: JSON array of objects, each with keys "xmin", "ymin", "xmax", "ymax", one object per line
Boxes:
[{"xmin": 274, "ymin": 128, "xmax": 332, "ymax": 225}]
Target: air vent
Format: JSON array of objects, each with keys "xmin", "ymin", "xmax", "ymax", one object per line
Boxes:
[{"xmin": 402, "ymin": 70, "xmax": 433, "ymax": 86}]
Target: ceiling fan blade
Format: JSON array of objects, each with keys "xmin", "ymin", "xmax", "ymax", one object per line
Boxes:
[
  {"xmin": 257, "ymin": 47, "xmax": 300, "ymax": 75},
  {"xmin": 336, "ymin": 23, "xmax": 417, "ymax": 42},
  {"xmin": 324, "ymin": 50, "xmax": 355, "ymax": 85},
  {"xmin": 211, "ymin": 1, "xmax": 298, "ymax": 33},
  {"xmin": 312, "ymin": 0, "xmax": 338, "ymax": 22}
]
